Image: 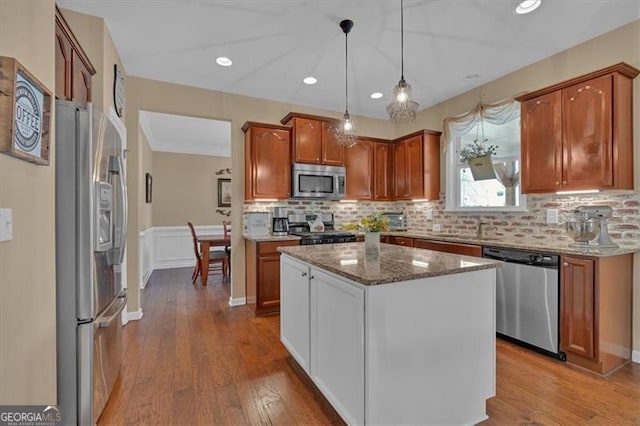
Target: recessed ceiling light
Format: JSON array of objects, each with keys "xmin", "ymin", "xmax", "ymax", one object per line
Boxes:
[
  {"xmin": 465, "ymin": 74, "xmax": 479, "ymax": 80},
  {"xmin": 515, "ymin": 0, "xmax": 541, "ymax": 15},
  {"xmin": 216, "ymin": 57, "xmax": 232, "ymax": 67},
  {"xmin": 303, "ymin": 76, "xmax": 317, "ymax": 85},
  {"xmin": 370, "ymin": 92, "xmax": 383, "ymax": 99}
]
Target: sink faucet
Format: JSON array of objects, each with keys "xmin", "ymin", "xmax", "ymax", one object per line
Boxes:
[{"xmin": 477, "ymin": 220, "xmax": 490, "ymax": 239}]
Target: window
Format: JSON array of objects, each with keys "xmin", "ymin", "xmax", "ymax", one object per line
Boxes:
[{"xmin": 444, "ymin": 99, "xmax": 526, "ymax": 212}]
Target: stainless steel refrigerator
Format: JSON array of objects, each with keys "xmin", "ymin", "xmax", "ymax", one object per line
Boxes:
[{"xmin": 55, "ymin": 100, "xmax": 128, "ymax": 425}]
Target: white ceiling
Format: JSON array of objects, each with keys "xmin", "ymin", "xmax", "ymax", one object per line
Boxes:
[
  {"xmin": 59, "ymin": 0, "xmax": 640, "ymax": 121},
  {"xmin": 139, "ymin": 111, "xmax": 231, "ymax": 157}
]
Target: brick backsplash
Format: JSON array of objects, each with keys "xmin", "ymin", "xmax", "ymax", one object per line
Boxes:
[{"xmin": 244, "ymin": 191, "xmax": 640, "ymax": 244}]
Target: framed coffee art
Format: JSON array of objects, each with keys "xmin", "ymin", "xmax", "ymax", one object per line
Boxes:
[{"xmin": 0, "ymin": 56, "xmax": 52, "ymax": 165}]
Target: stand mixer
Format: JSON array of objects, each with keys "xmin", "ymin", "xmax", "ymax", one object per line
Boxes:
[{"xmin": 568, "ymin": 205, "xmax": 618, "ymax": 248}]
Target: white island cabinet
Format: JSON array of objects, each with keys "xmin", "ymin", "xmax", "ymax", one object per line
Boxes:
[{"xmin": 279, "ymin": 243, "xmax": 500, "ymax": 425}]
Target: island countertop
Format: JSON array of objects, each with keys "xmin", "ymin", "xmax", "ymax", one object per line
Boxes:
[{"xmin": 278, "ymin": 242, "xmax": 501, "ymax": 286}]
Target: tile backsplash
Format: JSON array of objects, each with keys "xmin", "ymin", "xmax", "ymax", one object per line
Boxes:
[{"xmin": 243, "ymin": 191, "xmax": 640, "ymax": 244}]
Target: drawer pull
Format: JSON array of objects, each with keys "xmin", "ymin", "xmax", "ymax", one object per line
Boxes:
[
  {"xmin": 563, "ymin": 262, "xmax": 569, "ymax": 267},
  {"xmin": 302, "ymin": 272, "xmax": 307, "ymax": 277}
]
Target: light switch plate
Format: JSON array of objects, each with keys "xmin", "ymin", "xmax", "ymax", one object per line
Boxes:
[
  {"xmin": 546, "ymin": 209, "xmax": 559, "ymax": 224},
  {"xmin": 426, "ymin": 210, "xmax": 433, "ymax": 220},
  {"xmin": 432, "ymin": 223, "xmax": 442, "ymax": 232},
  {"xmin": 0, "ymin": 208, "xmax": 13, "ymax": 241}
]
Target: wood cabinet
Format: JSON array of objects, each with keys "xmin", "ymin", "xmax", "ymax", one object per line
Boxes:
[
  {"xmin": 55, "ymin": 6, "xmax": 96, "ymax": 105},
  {"xmin": 281, "ymin": 113, "xmax": 345, "ymax": 166},
  {"xmin": 383, "ymin": 236, "xmax": 414, "ymax": 247},
  {"xmin": 392, "ymin": 130, "xmax": 441, "ymax": 200},
  {"xmin": 373, "ymin": 142, "xmax": 392, "ymax": 201},
  {"xmin": 245, "ymin": 239, "xmax": 300, "ymax": 315},
  {"xmin": 414, "ymin": 239, "xmax": 482, "ymax": 257},
  {"xmin": 517, "ymin": 63, "xmax": 638, "ymax": 193},
  {"xmin": 345, "ymin": 138, "xmax": 373, "ymax": 200},
  {"xmin": 242, "ymin": 122, "xmax": 291, "ymax": 200},
  {"xmin": 560, "ymin": 254, "xmax": 632, "ymax": 374}
]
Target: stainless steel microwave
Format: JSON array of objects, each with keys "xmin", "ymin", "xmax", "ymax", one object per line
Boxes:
[{"xmin": 291, "ymin": 163, "xmax": 346, "ymax": 200}]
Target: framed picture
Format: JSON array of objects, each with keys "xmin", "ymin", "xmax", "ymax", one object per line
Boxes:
[
  {"xmin": 145, "ymin": 173, "xmax": 152, "ymax": 203},
  {"xmin": 218, "ymin": 178, "xmax": 231, "ymax": 207},
  {"xmin": 0, "ymin": 56, "xmax": 53, "ymax": 165}
]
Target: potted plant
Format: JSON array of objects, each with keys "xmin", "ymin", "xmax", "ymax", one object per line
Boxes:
[{"xmin": 459, "ymin": 138, "xmax": 499, "ymax": 181}]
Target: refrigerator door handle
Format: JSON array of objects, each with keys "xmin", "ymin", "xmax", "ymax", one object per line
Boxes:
[
  {"xmin": 97, "ymin": 296, "xmax": 127, "ymax": 328},
  {"xmin": 109, "ymin": 155, "xmax": 128, "ymax": 265}
]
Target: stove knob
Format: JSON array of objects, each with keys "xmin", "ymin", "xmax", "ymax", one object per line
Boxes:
[{"xmin": 530, "ymin": 255, "xmax": 542, "ymax": 263}]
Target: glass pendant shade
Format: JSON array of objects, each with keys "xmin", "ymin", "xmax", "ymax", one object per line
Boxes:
[
  {"xmin": 336, "ymin": 111, "xmax": 357, "ymax": 147},
  {"xmin": 387, "ymin": 77, "xmax": 419, "ymax": 123}
]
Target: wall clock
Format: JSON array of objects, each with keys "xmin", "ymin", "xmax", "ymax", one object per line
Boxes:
[{"xmin": 113, "ymin": 64, "xmax": 124, "ymax": 117}]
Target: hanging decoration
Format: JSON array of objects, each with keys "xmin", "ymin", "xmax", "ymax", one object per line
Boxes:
[{"xmin": 335, "ymin": 19, "xmax": 358, "ymax": 147}]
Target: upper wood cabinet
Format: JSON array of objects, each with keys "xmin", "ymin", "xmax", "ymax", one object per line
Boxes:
[
  {"xmin": 242, "ymin": 122, "xmax": 291, "ymax": 200},
  {"xmin": 281, "ymin": 113, "xmax": 345, "ymax": 166},
  {"xmin": 55, "ymin": 6, "xmax": 96, "ymax": 105},
  {"xmin": 345, "ymin": 138, "xmax": 374, "ymax": 200},
  {"xmin": 373, "ymin": 142, "xmax": 392, "ymax": 201},
  {"xmin": 560, "ymin": 254, "xmax": 632, "ymax": 375},
  {"xmin": 392, "ymin": 130, "xmax": 441, "ymax": 200},
  {"xmin": 516, "ymin": 63, "xmax": 638, "ymax": 193}
]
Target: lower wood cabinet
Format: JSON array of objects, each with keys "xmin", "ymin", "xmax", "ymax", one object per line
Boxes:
[
  {"xmin": 382, "ymin": 235, "xmax": 414, "ymax": 247},
  {"xmin": 245, "ymin": 239, "xmax": 299, "ymax": 315},
  {"xmin": 560, "ymin": 254, "xmax": 632, "ymax": 374},
  {"xmin": 414, "ymin": 239, "xmax": 483, "ymax": 257}
]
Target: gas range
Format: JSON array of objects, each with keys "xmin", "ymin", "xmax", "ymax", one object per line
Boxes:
[{"xmin": 288, "ymin": 213, "xmax": 357, "ymax": 245}]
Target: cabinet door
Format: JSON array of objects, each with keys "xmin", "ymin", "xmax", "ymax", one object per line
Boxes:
[
  {"xmin": 392, "ymin": 142, "xmax": 408, "ymax": 199},
  {"xmin": 422, "ymin": 133, "xmax": 440, "ymax": 200},
  {"xmin": 310, "ymin": 268, "xmax": 364, "ymax": 425},
  {"xmin": 561, "ymin": 257, "xmax": 595, "ymax": 360},
  {"xmin": 345, "ymin": 139, "xmax": 373, "ymax": 200},
  {"xmin": 280, "ymin": 256, "xmax": 311, "ymax": 373},
  {"xmin": 321, "ymin": 122, "xmax": 345, "ymax": 166},
  {"xmin": 521, "ymin": 92, "xmax": 563, "ymax": 193},
  {"xmin": 293, "ymin": 118, "xmax": 322, "ymax": 164},
  {"xmin": 405, "ymin": 136, "xmax": 424, "ymax": 198},
  {"xmin": 257, "ymin": 254, "xmax": 283, "ymax": 315},
  {"xmin": 373, "ymin": 142, "xmax": 391, "ymax": 201},
  {"xmin": 55, "ymin": 23, "xmax": 72, "ymax": 100},
  {"xmin": 250, "ymin": 127, "xmax": 291, "ymax": 199},
  {"xmin": 71, "ymin": 50, "xmax": 92, "ymax": 105},
  {"xmin": 562, "ymin": 75, "xmax": 613, "ymax": 189},
  {"xmin": 387, "ymin": 236, "xmax": 414, "ymax": 247},
  {"xmin": 414, "ymin": 239, "xmax": 482, "ymax": 257}
]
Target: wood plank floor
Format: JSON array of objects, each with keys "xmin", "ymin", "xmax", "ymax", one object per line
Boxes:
[{"xmin": 98, "ymin": 267, "xmax": 640, "ymax": 425}]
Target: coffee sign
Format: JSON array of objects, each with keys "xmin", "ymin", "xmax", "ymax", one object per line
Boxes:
[{"xmin": 0, "ymin": 56, "xmax": 51, "ymax": 165}]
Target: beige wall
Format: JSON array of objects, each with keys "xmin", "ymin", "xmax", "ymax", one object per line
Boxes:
[
  {"xmin": 0, "ymin": 0, "xmax": 56, "ymax": 404},
  {"xmin": 397, "ymin": 19, "xmax": 640, "ymax": 353},
  {"xmin": 151, "ymin": 152, "xmax": 232, "ymax": 227},
  {"xmin": 139, "ymin": 129, "xmax": 153, "ymax": 230}
]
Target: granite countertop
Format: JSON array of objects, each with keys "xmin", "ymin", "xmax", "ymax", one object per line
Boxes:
[
  {"xmin": 279, "ymin": 243, "xmax": 502, "ymax": 286},
  {"xmin": 243, "ymin": 234, "xmax": 301, "ymax": 243},
  {"xmin": 382, "ymin": 231, "xmax": 640, "ymax": 257}
]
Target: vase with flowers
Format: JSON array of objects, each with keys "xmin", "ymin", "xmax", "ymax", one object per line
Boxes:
[{"xmin": 359, "ymin": 212, "xmax": 390, "ymax": 254}]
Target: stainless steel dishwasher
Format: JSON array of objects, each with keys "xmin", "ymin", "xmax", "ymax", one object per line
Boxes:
[{"xmin": 483, "ymin": 247, "xmax": 566, "ymax": 360}]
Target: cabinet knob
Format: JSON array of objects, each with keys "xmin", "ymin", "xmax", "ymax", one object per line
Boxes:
[
  {"xmin": 562, "ymin": 181, "xmax": 567, "ymax": 184},
  {"xmin": 563, "ymin": 262, "xmax": 569, "ymax": 267},
  {"xmin": 555, "ymin": 181, "xmax": 560, "ymax": 185},
  {"xmin": 310, "ymin": 275, "xmax": 315, "ymax": 280},
  {"xmin": 302, "ymin": 272, "xmax": 307, "ymax": 277}
]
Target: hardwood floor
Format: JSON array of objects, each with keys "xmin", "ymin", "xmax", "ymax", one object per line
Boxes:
[{"xmin": 99, "ymin": 267, "xmax": 640, "ymax": 425}]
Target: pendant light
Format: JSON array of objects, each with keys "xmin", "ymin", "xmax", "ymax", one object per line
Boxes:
[
  {"xmin": 335, "ymin": 19, "xmax": 357, "ymax": 147},
  {"xmin": 387, "ymin": 0, "xmax": 419, "ymax": 123}
]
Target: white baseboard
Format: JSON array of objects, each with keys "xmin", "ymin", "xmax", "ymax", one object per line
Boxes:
[
  {"xmin": 632, "ymin": 350, "xmax": 640, "ymax": 364},
  {"xmin": 150, "ymin": 225, "xmax": 223, "ymax": 270},
  {"xmin": 228, "ymin": 297, "xmax": 246, "ymax": 307},
  {"xmin": 127, "ymin": 309, "xmax": 143, "ymax": 321}
]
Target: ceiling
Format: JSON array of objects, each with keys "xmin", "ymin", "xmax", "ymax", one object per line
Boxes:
[
  {"xmin": 139, "ymin": 111, "xmax": 231, "ymax": 157},
  {"xmin": 58, "ymin": 1, "xmax": 640, "ymax": 121}
]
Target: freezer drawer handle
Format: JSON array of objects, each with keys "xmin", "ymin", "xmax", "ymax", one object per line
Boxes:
[{"xmin": 98, "ymin": 297, "xmax": 127, "ymax": 328}]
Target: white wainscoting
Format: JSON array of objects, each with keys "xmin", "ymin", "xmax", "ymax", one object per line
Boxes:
[{"xmin": 139, "ymin": 225, "xmax": 225, "ymax": 284}]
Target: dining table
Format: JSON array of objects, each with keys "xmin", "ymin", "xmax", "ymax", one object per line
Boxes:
[{"xmin": 197, "ymin": 233, "xmax": 231, "ymax": 286}]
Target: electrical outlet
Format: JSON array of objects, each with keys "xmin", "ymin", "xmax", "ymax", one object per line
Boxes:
[
  {"xmin": 0, "ymin": 208, "xmax": 13, "ymax": 241},
  {"xmin": 546, "ymin": 209, "xmax": 559, "ymax": 224},
  {"xmin": 432, "ymin": 223, "xmax": 442, "ymax": 232},
  {"xmin": 426, "ymin": 210, "xmax": 433, "ymax": 220}
]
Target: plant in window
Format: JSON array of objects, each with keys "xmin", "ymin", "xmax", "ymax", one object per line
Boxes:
[
  {"xmin": 459, "ymin": 117, "xmax": 499, "ymax": 180},
  {"xmin": 459, "ymin": 138, "xmax": 498, "ymax": 164}
]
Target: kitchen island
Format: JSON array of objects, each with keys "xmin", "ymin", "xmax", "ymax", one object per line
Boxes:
[{"xmin": 278, "ymin": 242, "xmax": 502, "ymax": 425}]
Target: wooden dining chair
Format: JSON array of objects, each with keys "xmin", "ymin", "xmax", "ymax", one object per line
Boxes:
[
  {"xmin": 222, "ymin": 220, "xmax": 232, "ymax": 257},
  {"xmin": 187, "ymin": 222, "xmax": 229, "ymax": 284}
]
